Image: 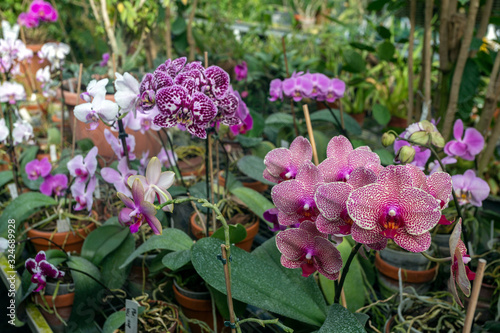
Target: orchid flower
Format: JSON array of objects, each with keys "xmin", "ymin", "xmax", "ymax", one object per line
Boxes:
[
  {"xmin": 117, "ymin": 179, "xmax": 162, "ymax": 234},
  {"xmin": 18, "ymin": 12, "xmax": 40, "ymax": 28},
  {"xmin": 25, "ymin": 157, "xmax": 52, "ymax": 180},
  {"xmin": 71, "ymin": 176, "xmax": 96, "ymax": 212},
  {"xmin": 449, "ymin": 220, "xmax": 475, "ymax": 307},
  {"xmin": 101, "ymin": 157, "xmax": 137, "ymax": 197},
  {"xmin": 0, "ymin": 81, "xmax": 26, "ymax": 104},
  {"xmin": 38, "ymin": 42, "xmax": 69, "ymax": 70},
  {"xmin": 269, "ymin": 79, "xmax": 283, "ymax": 101},
  {"xmin": 114, "ymin": 72, "xmax": 140, "ymax": 114},
  {"xmin": 128, "ymin": 157, "xmax": 175, "ymax": 212},
  {"xmin": 452, "ymin": 170, "xmax": 490, "ymax": 207},
  {"xmin": 104, "ymin": 129, "xmax": 136, "ymax": 160},
  {"xmin": 12, "ymin": 120, "xmax": 33, "ymax": 145},
  {"xmin": 317, "ymin": 78, "xmax": 346, "ymax": 103},
  {"xmin": 80, "ymin": 78, "xmax": 108, "ymax": 102},
  {"xmin": 36, "ymin": 66, "xmax": 51, "ymax": 86},
  {"xmin": 303, "ymin": 72, "xmax": 330, "ymax": 98},
  {"xmin": 444, "ymin": 119, "xmax": 484, "ymax": 161},
  {"xmin": 100, "ymin": 53, "xmax": 110, "ymax": 67},
  {"xmin": 282, "ymin": 75, "xmax": 313, "ymax": 102},
  {"xmin": 0, "ymin": 118, "xmax": 9, "ymax": 143},
  {"xmin": 264, "ymin": 136, "xmax": 313, "ymax": 183},
  {"xmin": 139, "ymin": 151, "xmax": 149, "ymax": 175},
  {"xmin": 28, "ymin": 0, "xmax": 58, "ymax": 22},
  {"xmin": 125, "ymin": 108, "xmax": 161, "ymax": 133},
  {"xmin": 25, "ymin": 251, "xmax": 64, "ymax": 292},
  {"xmin": 74, "ymin": 85, "xmax": 118, "ymax": 130},
  {"xmin": 157, "ymin": 148, "xmax": 177, "ymax": 168},
  {"xmin": 276, "ymin": 221, "xmax": 342, "ymax": 280},
  {"xmin": 264, "ymin": 208, "xmax": 287, "ymax": 232},
  {"xmin": 67, "ymin": 147, "xmax": 98, "ymax": 182},
  {"xmin": 40, "ymin": 174, "xmax": 68, "ymax": 197},
  {"xmin": 234, "ymin": 61, "xmax": 248, "ymax": 81}
]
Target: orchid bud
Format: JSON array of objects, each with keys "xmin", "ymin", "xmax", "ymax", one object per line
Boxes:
[
  {"xmin": 396, "ymin": 146, "xmax": 416, "ymax": 164},
  {"xmin": 409, "ymin": 131, "xmax": 430, "ymax": 146},
  {"xmin": 382, "ymin": 132, "xmax": 396, "ymax": 147},
  {"xmin": 430, "ymin": 132, "xmax": 445, "ymax": 148}
]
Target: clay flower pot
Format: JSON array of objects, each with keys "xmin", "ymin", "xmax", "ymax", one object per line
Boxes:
[
  {"xmin": 177, "ymin": 155, "xmax": 205, "ymax": 177},
  {"xmin": 33, "ymin": 282, "xmax": 75, "ymax": 333}
]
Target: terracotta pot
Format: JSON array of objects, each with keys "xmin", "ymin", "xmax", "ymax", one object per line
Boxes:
[
  {"xmin": 0, "ymin": 152, "xmax": 9, "ymax": 171},
  {"xmin": 218, "ymin": 171, "xmax": 269, "ymax": 193},
  {"xmin": 59, "ymin": 86, "xmax": 162, "ymax": 165},
  {"xmin": 127, "ymin": 254, "xmax": 157, "ymax": 297},
  {"xmin": 33, "ymin": 282, "xmax": 74, "ymax": 333},
  {"xmin": 26, "ymin": 212, "xmax": 97, "ymax": 253},
  {"xmin": 17, "ymin": 44, "xmax": 49, "ymax": 95},
  {"xmin": 177, "ymin": 156, "xmax": 205, "ymax": 177},
  {"xmin": 350, "ymin": 112, "xmax": 366, "ymax": 126},
  {"xmin": 190, "ymin": 212, "xmax": 259, "ymax": 252},
  {"xmin": 388, "ymin": 116, "xmax": 408, "ymax": 128}
]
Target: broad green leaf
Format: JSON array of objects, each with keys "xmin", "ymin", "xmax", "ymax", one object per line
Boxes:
[
  {"xmin": 211, "ymin": 223, "xmax": 247, "ymax": 244},
  {"xmin": 377, "ymin": 41, "xmax": 395, "ymax": 61},
  {"xmin": 250, "ymin": 141, "xmax": 275, "ymax": 160},
  {"xmin": 192, "ymin": 237, "xmax": 326, "ymax": 327},
  {"xmin": 0, "ymin": 192, "xmax": 57, "ymax": 237},
  {"xmin": 376, "ymin": 26, "xmax": 391, "ymax": 39},
  {"xmin": 161, "ymin": 249, "xmax": 191, "ymax": 271},
  {"xmin": 101, "ymin": 233, "xmax": 135, "ymax": 289},
  {"xmin": 265, "ymin": 113, "xmax": 294, "ymax": 128},
  {"xmin": 310, "ymin": 109, "xmax": 362, "ymax": 135},
  {"xmin": 77, "ymin": 138, "xmax": 95, "ymax": 152},
  {"xmin": 458, "ymin": 59, "xmax": 480, "ymax": 103},
  {"xmin": 245, "ymin": 109, "xmax": 265, "ymax": 137},
  {"xmin": 343, "ymin": 50, "xmax": 366, "ymax": 74},
  {"xmin": 0, "ymin": 171, "xmax": 13, "ymax": 188},
  {"xmin": 120, "ymin": 229, "xmax": 193, "ymax": 268},
  {"xmin": 102, "ymin": 311, "xmax": 126, "ymax": 333},
  {"xmin": 318, "ymin": 304, "xmax": 367, "ymax": 332},
  {"xmin": 372, "ymin": 104, "xmax": 391, "ymax": 126},
  {"xmin": 237, "ymin": 155, "xmax": 274, "ymax": 185},
  {"xmin": 313, "ymin": 130, "xmax": 329, "ymax": 163},
  {"xmin": 207, "ymin": 285, "xmax": 247, "ymax": 320},
  {"xmin": 231, "ymin": 187, "xmax": 274, "ymax": 222},
  {"xmin": 367, "ymin": 0, "xmax": 388, "ymax": 11},
  {"xmin": 349, "ymin": 42, "xmax": 375, "ymax": 52},
  {"xmin": 374, "ymin": 148, "xmax": 394, "ymax": 166},
  {"xmin": 236, "ymin": 135, "xmax": 263, "ymax": 148},
  {"xmin": 171, "ymin": 17, "xmax": 187, "ymax": 35},
  {"xmin": 81, "ymin": 225, "xmax": 129, "ymax": 265}
]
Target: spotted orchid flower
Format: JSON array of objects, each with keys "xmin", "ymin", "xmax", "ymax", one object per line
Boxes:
[
  {"xmin": 282, "ymin": 75, "xmax": 313, "ymax": 102},
  {"xmin": 153, "ymin": 85, "xmax": 217, "ymax": 139},
  {"xmin": 67, "ymin": 147, "xmax": 98, "ymax": 183},
  {"xmin": 118, "ymin": 179, "xmax": 162, "ymax": 234},
  {"xmin": 269, "ymin": 79, "xmax": 283, "ymax": 101},
  {"xmin": 138, "ymin": 73, "xmax": 159, "ymax": 112},
  {"xmin": 276, "ymin": 221, "xmax": 342, "ymax": 280},
  {"xmin": 213, "ymin": 92, "xmax": 241, "ymax": 126},
  {"xmin": 264, "ymin": 208, "xmax": 286, "ymax": 232},
  {"xmin": 25, "ymin": 157, "xmax": 52, "ymax": 180},
  {"xmin": 264, "ymin": 136, "xmax": 313, "ymax": 183},
  {"xmin": 114, "ymin": 72, "xmax": 140, "ymax": 114},
  {"xmin": 40, "ymin": 174, "xmax": 68, "ymax": 197},
  {"xmin": 444, "ymin": 119, "xmax": 484, "ymax": 161},
  {"xmin": 71, "ymin": 176, "xmax": 96, "ymax": 212},
  {"xmin": 202, "ymin": 66, "xmax": 230, "ymax": 101},
  {"xmin": 318, "ymin": 135, "xmax": 381, "ymax": 183},
  {"xmin": 25, "ymin": 251, "xmax": 64, "ymax": 292},
  {"xmin": 128, "ymin": 157, "xmax": 175, "ymax": 212},
  {"xmin": 271, "ymin": 161, "xmax": 324, "ymax": 226},
  {"xmin": 452, "ymin": 170, "xmax": 489, "ymax": 207},
  {"xmin": 101, "ymin": 157, "xmax": 137, "ymax": 197},
  {"xmin": 449, "ymin": 220, "xmax": 475, "ymax": 307},
  {"xmin": 74, "ymin": 88, "xmax": 119, "ymax": 130},
  {"xmin": 104, "ymin": 129, "xmax": 136, "ymax": 160},
  {"xmin": 347, "ymin": 165, "xmax": 442, "ymax": 252}
]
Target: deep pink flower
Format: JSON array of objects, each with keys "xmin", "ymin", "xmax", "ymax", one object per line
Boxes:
[
  {"xmin": 18, "ymin": 12, "xmax": 40, "ymax": 28},
  {"xmin": 452, "ymin": 169, "xmax": 490, "ymax": 207},
  {"xmin": 444, "ymin": 119, "xmax": 484, "ymax": 161},
  {"xmin": 276, "ymin": 221, "xmax": 342, "ymax": 280},
  {"xmin": 29, "ymin": 0, "xmax": 58, "ymax": 22},
  {"xmin": 67, "ymin": 147, "xmax": 98, "ymax": 183},
  {"xmin": 269, "ymin": 79, "xmax": 283, "ymax": 101},
  {"xmin": 234, "ymin": 61, "xmax": 248, "ymax": 81},
  {"xmin": 203, "ymin": 66, "xmax": 230, "ymax": 100},
  {"xmin": 317, "ymin": 78, "xmax": 345, "ymax": 103},
  {"xmin": 101, "ymin": 157, "xmax": 137, "ymax": 197},
  {"xmin": 25, "ymin": 251, "xmax": 64, "ymax": 292},
  {"xmin": 25, "ymin": 157, "xmax": 51, "ymax": 180},
  {"xmin": 347, "ymin": 165, "xmax": 442, "ymax": 252},
  {"xmin": 264, "ymin": 136, "xmax": 312, "ymax": 183},
  {"xmin": 40, "ymin": 174, "xmax": 68, "ymax": 197},
  {"xmin": 264, "ymin": 208, "xmax": 286, "ymax": 232},
  {"xmin": 271, "ymin": 161, "xmax": 323, "ymax": 226},
  {"xmin": 230, "ymin": 113, "xmax": 253, "ymax": 136},
  {"xmin": 282, "ymin": 75, "xmax": 313, "ymax": 102},
  {"xmin": 303, "ymin": 72, "xmax": 330, "ymax": 98}
]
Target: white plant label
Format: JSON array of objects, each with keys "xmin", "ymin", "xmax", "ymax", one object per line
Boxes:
[
  {"xmin": 125, "ymin": 299, "xmax": 139, "ymax": 333},
  {"xmin": 7, "ymin": 183, "xmax": 18, "ymax": 199},
  {"xmin": 56, "ymin": 218, "xmax": 71, "ymax": 233},
  {"xmin": 50, "ymin": 145, "xmax": 57, "ymax": 162},
  {"xmin": 94, "ymin": 178, "xmax": 101, "ymax": 199}
]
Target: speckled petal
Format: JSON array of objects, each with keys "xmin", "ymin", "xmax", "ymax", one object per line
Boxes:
[
  {"xmin": 400, "ymin": 187, "xmax": 441, "ymax": 235},
  {"xmin": 426, "ymin": 172, "xmax": 452, "ymax": 206},
  {"xmin": 39, "ymin": 261, "xmax": 60, "ymax": 278},
  {"xmin": 295, "ymin": 161, "xmax": 323, "ymax": 196},
  {"xmin": 347, "ymin": 167, "xmax": 377, "ymax": 189},
  {"xmin": 276, "ymin": 228, "xmax": 312, "ymax": 261},
  {"xmin": 315, "ymin": 182, "xmax": 352, "ymax": 220},
  {"xmin": 140, "ymin": 73, "xmax": 155, "ymax": 93},
  {"xmin": 405, "ymin": 164, "xmax": 427, "ymax": 189},
  {"xmin": 272, "ymin": 180, "xmax": 306, "ymax": 214},
  {"xmin": 299, "ymin": 220, "xmax": 327, "ymax": 238},
  {"xmin": 154, "ymin": 71, "xmax": 174, "ymax": 90},
  {"xmin": 25, "ymin": 258, "xmax": 37, "ymax": 274},
  {"xmin": 280, "ymin": 256, "xmax": 301, "ymax": 269},
  {"xmin": 185, "ymin": 123, "xmax": 208, "ymax": 139},
  {"xmin": 153, "ymin": 113, "xmax": 178, "ymax": 128},
  {"xmin": 316, "ymin": 214, "xmax": 347, "ymax": 235},
  {"xmin": 347, "ymin": 184, "xmax": 391, "ymax": 230},
  {"xmin": 190, "ymin": 92, "xmax": 217, "ymax": 125},
  {"xmin": 318, "ymin": 157, "xmax": 344, "ymax": 183},
  {"xmin": 376, "ymin": 165, "xmax": 413, "ymax": 194},
  {"xmin": 289, "ymin": 136, "xmax": 313, "ymax": 166},
  {"xmin": 313, "ymin": 237, "xmax": 343, "ymax": 275},
  {"xmin": 393, "ymin": 229, "xmax": 431, "ymax": 252},
  {"xmin": 326, "ymin": 135, "xmax": 352, "ymax": 159},
  {"xmin": 264, "ymin": 148, "xmax": 292, "ymax": 177},
  {"xmin": 263, "ymin": 169, "xmax": 282, "ymax": 183},
  {"xmin": 351, "ymin": 224, "xmax": 387, "ymax": 248},
  {"xmin": 205, "ymin": 66, "xmax": 230, "ymax": 99},
  {"xmin": 170, "ymin": 57, "xmax": 187, "ymax": 74},
  {"xmin": 277, "ymin": 211, "xmax": 303, "ymax": 226},
  {"xmin": 348, "ymin": 150, "xmax": 380, "ymax": 170},
  {"xmin": 156, "ymin": 85, "xmax": 187, "ymax": 115}
]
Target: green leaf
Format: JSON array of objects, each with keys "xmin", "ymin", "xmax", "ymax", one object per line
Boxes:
[
  {"xmin": 367, "ymin": 0, "xmax": 388, "ymax": 11},
  {"xmin": 0, "ymin": 171, "xmax": 13, "ymax": 188},
  {"xmin": 318, "ymin": 304, "xmax": 367, "ymax": 332},
  {"xmin": 0, "ymin": 192, "xmax": 57, "ymax": 237},
  {"xmin": 192, "ymin": 237, "xmax": 326, "ymax": 327},
  {"xmin": 376, "ymin": 26, "xmax": 391, "ymax": 39},
  {"xmin": 19, "ymin": 145, "xmax": 40, "ymax": 190},
  {"xmin": 161, "ymin": 249, "xmax": 191, "ymax": 271},
  {"xmin": 377, "ymin": 41, "xmax": 395, "ymax": 61},
  {"xmin": 101, "ymin": 233, "xmax": 135, "ymax": 289},
  {"xmin": 76, "ymin": 138, "xmax": 94, "ymax": 153},
  {"xmin": 310, "ymin": 109, "xmax": 362, "ymax": 135},
  {"xmin": 250, "ymin": 141, "xmax": 275, "ymax": 160},
  {"xmin": 372, "ymin": 104, "xmax": 391, "ymax": 126},
  {"xmin": 314, "ymin": 130, "xmax": 329, "ymax": 163},
  {"xmin": 458, "ymin": 59, "xmax": 480, "ymax": 103},
  {"xmin": 171, "ymin": 16, "xmax": 187, "ymax": 35},
  {"xmin": 211, "ymin": 223, "xmax": 247, "ymax": 244},
  {"xmin": 236, "ymin": 135, "xmax": 263, "ymax": 148},
  {"xmin": 265, "ymin": 113, "xmax": 294, "ymax": 128},
  {"xmin": 245, "ymin": 109, "xmax": 265, "ymax": 137},
  {"xmin": 349, "ymin": 42, "xmax": 375, "ymax": 52},
  {"xmin": 343, "ymin": 50, "xmax": 366, "ymax": 74},
  {"xmin": 207, "ymin": 285, "xmax": 247, "ymax": 320},
  {"xmin": 102, "ymin": 311, "xmax": 126, "ymax": 333},
  {"xmin": 237, "ymin": 155, "xmax": 274, "ymax": 185},
  {"xmin": 81, "ymin": 225, "xmax": 129, "ymax": 265},
  {"xmin": 231, "ymin": 187, "xmax": 274, "ymax": 222},
  {"xmin": 120, "ymin": 229, "xmax": 193, "ymax": 268},
  {"xmin": 374, "ymin": 148, "xmax": 394, "ymax": 166}
]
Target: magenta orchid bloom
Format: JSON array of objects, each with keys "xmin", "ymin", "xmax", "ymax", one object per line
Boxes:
[
  {"xmin": 67, "ymin": 147, "xmax": 98, "ymax": 182},
  {"xmin": 449, "ymin": 220, "xmax": 475, "ymax": 307},
  {"xmin": 263, "ymin": 208, "xmax": 287, "ymax": 232},
  {"xmin": 18, "ymin": 12, "xmax": 40, "ymax": 28},
  {"xmin": 40, "ymin": 174, "xmax": 68, "ymax": 197},
  {"xmin": 264, "ymin": 136, "xmax": 312, "ymax": 183},
  {"xmin": 317, "ymin": 78, "xmax": 346, "ymax": 103},
  {"xmin": 230, "ymin": 113, "xmax": 253, "ymax": 136},
  {"xmin": 282, "ymin": 75, "xmax": 313, "ymax": 102},
  {"xmin": 101, "ymin": 157, "xmax": 137, "ymax": 197},
  {"xmin": 100, "ymin": 53, "xmax": 110, "ymax": 67},
  {"xmin": 104, "ymin": 129, "xmax": 136, "ymax": 160},
  {"xmin": 71, "ymin": 176, "xmax": 96, "ymax": 212},
  {"xmin": 347, "ymin": 165, "xmax": 442, "ymax": 252},
  {"xmin": 271, "ymin": 161, "xmax": 324, "ymax": 226},
  {"xmin": 25, "ymin": 251, "xmax": 64, "ymax": 292},
  {"xmin": 269, "ymin": 79, "xmax": 283, "ymax": 101},
  {"xmin": 303, "ymin": 72, "xmax": 330, "ymax": 98},
  {"xmin": 444, "ymin": 119, "xmax": 484, "ymax": 161},
  {"xmin": 276, "ymin": 221, "xmax": 342, "ymax": 280},
  {"xmin": 25, "ymin": 157, "xmax": 52, "ymax": 180},
  {"xmin": 452, "ymin": 169, "xmax": 490, "ymax": 207},
  {"xmin": 318, "ymin": 135, "xmax": 381, "ymax": 183},
  {"xmin": 234, "ymin": 61, "xmax": 248, "ymax": 81},
  {"xmin": 118, "ymin": 179, "xmax": 162, "ymax": 234},
  {"xmin": 29, "ymin": 0, "xmax": 58, "ymax": 22}
]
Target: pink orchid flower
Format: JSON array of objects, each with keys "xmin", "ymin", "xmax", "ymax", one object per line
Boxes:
[
  {"xmin": 452, "ymin": 170, "xmax": 490, "ymax": 207},
  {"xmin": 67, "ymin": 147, "xmax": 98, "ymax": 182},
  {"xmin": 71, "ymin": 176, "xmax": 96, "ymax": 212},
  {"xmin": 25, "ymin": 157, "xmax": 52, "ymax": 180},
  {"xmin": 444, "ymin": 119, "xmax": 484, "ymax": 161},
  {"xmin": 264, "ymin": 136, "xmax": 313, "ymax": 183},
  {"xmin": 101, "ymin": 157, "xmax": 137, "ymax": 197},
  {"xmin": 269, "ymin": 79, "xmax": 283, "ymax": 101},
  {"xmin": 104, "ymin": 129, "xmax": 136, "ymax": 160},
  {"xmin": 40, "ymin": 174, "xmax": 68, "ymax": 197}
]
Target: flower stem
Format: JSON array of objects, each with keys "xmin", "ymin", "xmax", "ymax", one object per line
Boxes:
[
  {"xmin": 236, "ymin": 318, "xmax": 293, "ymax": 333},
  {"xmin": 421, "ymin": 251, "xmax": 451, "ymax": 263},
  {"xmin": 117, "ymin": 118, "xmax": 130, "ymax": 168},
  {"xmin": 324, "ymin": 103, "xmax": 349, "ymax": 140},
  {"xmin": 334, "ymin": 242, "xmax": 362, "ymax": 304}
]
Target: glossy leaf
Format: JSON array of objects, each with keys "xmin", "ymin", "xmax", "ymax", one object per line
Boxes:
[
  {"xmin": 237, "ymin": 155, "xmax": 274, "ymax": 185},
  {"xmin": 373, "ymin": 104, "xmax": 391, "ymax": 126},
  {"xmin": 101, "ymin": 233, "xmax": 135, "ymax": 289},
  {"xmin": 211, "ymin": 223, "xmax": 247, "ymax": 244},
  {"xmin": 231, "ymin": 187, "xmax": 274, "ymax": 222},
  {"xmin": 310, "ymin": 109, "xmax": 362, "ymax": 135},
  {"xmin": 0, "ymin": 171, "xmax": 13, "ymax": 188},
  {"xmin": 81, "ymin": 225, "xmax": 130, "ymax": 265},
  {"xmin": 343, "ymin": 50, "xmax": 366, "ymax": 74},
  {"xmin": 318, "ymin": 304, "xmax": 367, "ymax": 332},
  {"xmin": 265, "ymin": 113, "xmax": 294, "ymax": 128},
  {"xmin": 374, "ymin": 148, "xmax": 394, "ymax": 166},
  {"xmin": 377, "ymin": 41, "xmax": 395, "ymax": 61},
  {"xmin": 161, "ymin": 249, "xmax": 191, "ymax": 271}
]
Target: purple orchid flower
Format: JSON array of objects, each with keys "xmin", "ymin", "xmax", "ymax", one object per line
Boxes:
[
  {"xmin": 317, "ymin": 78, "xmax": 346, "ymax": 103},
  {"xmin": 264, "ymin": 136, "xmax": 313, "ymax": 183},
  {"xmin": 126, "ymin": 108, "xmax": 161, "ymax": 133},
  {"xmin": 276, "ymin": 221, "xmax": 342, "ymax": 280},
  {"xmin": 104, "ymin": 129, "xmax": 136, "ymax": 160},
  {"xmin": 40, "ymin": 174, "xmax": 68, "ymax": 197},
  {"xmin": 318, "ymin": 135, "xmax": 381, "ymax": 183},
  {"xmin": 117, "ymin": 179, "xmax": 162, "ymax": 234},
  {"xmin": 234, "ymin": 61, "xmax": 248, "ymax": 81},
  {"xmin": 269, "ymin": 79, "xmax": 283, "ymax": 101},
  {"xmin": 347, "ymin": 165, "xmax": 442, "ymax": 252},
  {"xmin": 444, "ymin": 119, "xmax": 484, "ymax": 161},
  {"xmin": 25, "ymin": 251, "xmax": 64, "ymax": 292},
  {"xmin": 271, "ymin": 161, "xmax": 324, "ymax": 226},
  {"xmin": 101, "ymin": 157, "xmax": 137, "ymax": 197},
  {"xmin": 71, "ymin": 176, "xmax": 96, "ymax": 212},
  {"xmin": 213, "ymin": 92, "xmax": 241, "ymax": 127},
  {"xmin": 25, "ymin": 157, "xmax": 52, "ymax": 180},
  {"xmin": 452, "ymin": 169, "xmax": 490, "ymax": 207},
  {"xmin": 18, "ymin": 12, "xmax": 40, "ymax": 28},
  {"xmin": 137, "ymin": 73, "xmax": 159, "ymax": 112},
  {"xmin": 100, "ymin": 53, "xmax": 110, "ymax": 67},
  {"xmin": 153, "ymin": 85, "xmax": 217, "ymax": 139},
  {"xmin": 303, "ymin": 72, "xmax": 330, "ymax": 98},
  {"xmin": 264, "ymin": 208, "xmax": 286, "ymax": 232},
  {"xmin": 29, "ymin": 0, "xmax": 58, "ymax": 22},
  {"xmin": 67, "ymin": 147, "xmax": 98, "ymax": 182},
  {"xmin": 282, "ymin": 75, "xmax": 313, "ymax": 102},
  {"xmin": 230, "ymin": 113, "xmax": 253, "ymax": 136},
  {"xmin": 202, "ymin": 66, "xmax": 230, "ymax": 100}
]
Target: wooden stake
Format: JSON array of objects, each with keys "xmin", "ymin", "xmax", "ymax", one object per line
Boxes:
[
  {"xmin": 71, "ymin": 64, "xmax": 83, "ymax": 157},
  {"xmin": 221, "ymin": 245, "xmax": 236, "ymax": 333},
  {"xmin": 204, "ymin": 51, "xmax": 208, "ymax": 68},
  {"xmin": 463, "ymin": 259, "xmax": 487, "ymax": 333},
  {"xmin": 303, "ymin": 105, "xmax": 319, "ymax": 165}
]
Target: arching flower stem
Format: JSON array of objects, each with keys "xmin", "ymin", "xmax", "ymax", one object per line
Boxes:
[{"xmin": 421, "ymin": 251, "xmax": 452, "ymax": 263}]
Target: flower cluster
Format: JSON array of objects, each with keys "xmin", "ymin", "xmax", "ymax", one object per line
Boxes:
[
  {"xmin": 68, "ymin": 147, "xmax": 98, "ymax": 212},
  {"xmin": 18, "ymin": 0, "xmax": 58, "ymax": 28},
  {"xmin": 37, "ymin": 42, "xmax": 70, "ymax": 70},
  {"xmin": 265, "ymin": 135, "xmax": 452, "ymax": 280},
  {"xmin": 25, "ymin": 157, "xmax": 67, "ymax": 197},
  {"xmin": 228, "ymin": 86, "xmax": 253, "ymax": 136},
  {"xmin": 25, "ymin": 251, "xmax": 64, "ymax": 292},
  {"xmin": 269, "ymin": 72, "xmax": 346, "ymax": 103},
  {"xmin": 0, "ymin": 34, "xmax": 33, "ymax": 76}
]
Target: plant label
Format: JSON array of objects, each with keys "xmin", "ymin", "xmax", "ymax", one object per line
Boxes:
[
  {"xmin": 50, "ymin": 145, "xmax": 57, "ymax": 162},
  {"xmin": 56, "ymin": 218, "xmax": 71, "ymax": 233},
  {"xmin": 94, "ymin": 178, "xmax": 101, "ymax": 199},
  {"xmin": 7, "ymin": 183, "xmax": 18, "ymax": 199},
  {"xmin": 125, "ymin": 299, "xmax": 139, "ymax": 333}
]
